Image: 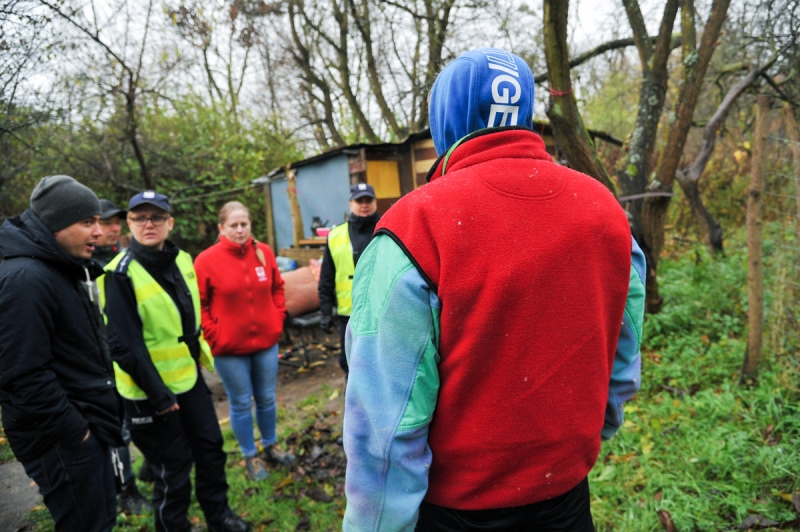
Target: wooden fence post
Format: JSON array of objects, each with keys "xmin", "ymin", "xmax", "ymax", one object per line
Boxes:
[
  {"xmin": 743, "ymin": 95, "xmax": 771, "ymax": 379},
  {"xmin": 286, "ymin": 166, "xmax": 304, "ymax": 247},
  {"xmin": 262, "ymin": 183, "xmax": 276, "ymax": 251}
]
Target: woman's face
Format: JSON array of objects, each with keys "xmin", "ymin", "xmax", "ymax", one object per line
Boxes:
[
  {"xmin": 128, "ymin": 206, "xmax": 173, "ymax": 250},
  {"xmin": 219, "ymin": 209, "xmax": 251, "ymax": 245},
  {"xmin": 349, "ymin": 197, "xmax": 378, "ymax": 217}
]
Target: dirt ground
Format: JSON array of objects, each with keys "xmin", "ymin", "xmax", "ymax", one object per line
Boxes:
[{"xmin": 0, "ymin": 326, "xmax": 345, "ymax": 532}]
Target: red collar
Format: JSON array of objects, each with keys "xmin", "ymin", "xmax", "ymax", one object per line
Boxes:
[
  {"xmin": 426, "ymin": 128, "xmax": 551, "ymax": 183},
  {"xmin": 219, "ymin": 235, "xmax": 252, "ymax": 256}
]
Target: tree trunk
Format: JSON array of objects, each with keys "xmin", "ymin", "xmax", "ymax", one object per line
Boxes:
[
  {"xmin": 543, "ymin": 0, "xmax": 616, "ymax": 192},
  {"xmin": 642, "ymin": 0, "xmax": 732, "ymax": 312},
  {"xmin": 676, "ymin": 175, "xmax": 723, "ymax": 252},
  {"xmin": 742, "ymin": 95, "xmax": 771, "ymax": 379},
  {"xmin": 417, "ymin": 0, "xmax": 456, "ymax": 132},
  {"xmin": 616, "ymin": 0, "xmax": 679, "ymax": 276},
  {"xmin": 287, "ymin": 0, "xmax": 345, "ymax": 147},
  {"xmin": 349, "ymin": 0, "xmax": 403, "ymax": 138},
  {"xmin": 125, "ymin": 79, "xmax": 152, "ymax": 189},
  {"xmin": 331, "ymin": 0, "xmax": 379, "ymax": 143}
]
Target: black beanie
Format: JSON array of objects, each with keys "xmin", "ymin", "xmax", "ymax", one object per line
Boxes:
[{"xmin": 30, "ymin": 175, "xmax": 101, "ymax": 233}]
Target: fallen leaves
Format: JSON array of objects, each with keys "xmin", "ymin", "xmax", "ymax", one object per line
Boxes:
[
  {"xmin": 777, "ymin": 492, "xmax": 800, "ymax": 514},
  {"xmin": 657, "ymin": 510, "xmax": 677, "ymax": 532},
  {"xmin": 270, "ymin": 410, "xmax": 346, "ymax": 505},
  {"xmin": 736, "ymin": 514, "xmax": 779, "ymax": 529}
]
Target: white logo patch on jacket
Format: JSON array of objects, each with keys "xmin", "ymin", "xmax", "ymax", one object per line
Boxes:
[{"xmin": 255, "ymin": 266, "xmax": 268, "ymax": 282}]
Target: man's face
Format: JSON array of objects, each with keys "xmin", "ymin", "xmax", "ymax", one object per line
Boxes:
[
  {"xmin": 127, "ymin": 206, "xmax": 173, "ymax": 250},
  {"xmin": 349, "ymin": 197, "xmax": 378, "ymax": 217},
  {"xmin": 54, "ymin": 216, "xmax": 103, "ymax": 260},
  {"xmin": 98, "ymin": 215, "xmax": 123, "ymax": 247}
]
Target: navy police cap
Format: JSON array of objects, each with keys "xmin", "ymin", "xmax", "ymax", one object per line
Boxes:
[{"xmin": 128, "ymin": 190, "xmax": 171, "ymax": 213}]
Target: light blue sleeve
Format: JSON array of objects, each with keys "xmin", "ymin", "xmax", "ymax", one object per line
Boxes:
[
  {"xmin": 602, "ymin": 236, "xmax": 646, "ymax": 440},
  {"xmin": 342, "ymin": 234, "xmax": 441, "ymax": 532}
]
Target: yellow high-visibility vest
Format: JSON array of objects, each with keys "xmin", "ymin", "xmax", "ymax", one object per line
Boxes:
[
  {"xmin": 103, "ymin": 250, "xmax": 214, "ymax": 400},
  {"xmin": 328, "ymin": 223, "xmax": 355, "ymax": 316}
]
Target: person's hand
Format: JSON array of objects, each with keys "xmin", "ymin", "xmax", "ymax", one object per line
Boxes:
[
  {"xmin": 156, "ymin": 403, "xmax": 180, "ymax": 415},
  {"xmin": 82, "ymin": 429, "xmax": 91, "ymax": 442},
  {"xmin": 320, "ymin": 314, "xmax": 333, "ymax": 333}
]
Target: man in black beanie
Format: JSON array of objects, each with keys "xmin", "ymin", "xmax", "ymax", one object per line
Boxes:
[{"xmin": 0, "ymin": 175, "xmax": 123, "ymax": 532}]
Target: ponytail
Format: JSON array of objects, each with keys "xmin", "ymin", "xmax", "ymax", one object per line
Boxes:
[{"xmin": 252, "ymin": 239, "xmax": 267, "ymax": 267}]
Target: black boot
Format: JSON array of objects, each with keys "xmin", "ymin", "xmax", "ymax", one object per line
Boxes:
[
  {"xmin": 208, "ymin": 514, "xmax": 250, "ymax": 532},
  {"xmin": 118, "ymin": 481, "xmax": 152, "ymax": 514},
  {"xmin": 262, "ymin": 445, "xmax": 296, "ymax": 466},
  {"xmin": 137, "ymin": 457, "xmax": 154, "ymax": 483}
]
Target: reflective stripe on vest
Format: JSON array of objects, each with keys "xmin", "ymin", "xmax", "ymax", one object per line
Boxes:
[
  {"xmin": 328, "ymin": 223, "xmax": 355, "ymax": 316},
  {"xmin": 103, "ymin": 250, "xmax": 215, "ymax": 400},
  {"xmin": 97, "ymin": 250, "xmax": 126, "ymax": 324}
]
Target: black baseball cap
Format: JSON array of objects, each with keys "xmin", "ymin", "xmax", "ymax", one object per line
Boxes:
[
  {"xmin": 128, "ymin": 190, "xmax": 171, "ymax": 213},
  {"xmin": 350, "ymin": 183, "xmax": 376, "ymax": 201},
  {"xmin": 99, "ymin": 199, "xmax": 126, "ymax": 220}
]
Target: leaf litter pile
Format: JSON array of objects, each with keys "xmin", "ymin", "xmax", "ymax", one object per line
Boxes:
[{"xmin": 238, "ymin": 409, "xmax": 345, "ymax": 530}]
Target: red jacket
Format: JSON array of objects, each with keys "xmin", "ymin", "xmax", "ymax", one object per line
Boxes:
[
  {"xmin": 377, "ymin": 128, "xmax": 632, "ymax": 508},
  {"xmin": 195, "ymin": 236, "xmax": 286, "ymax": 356}
]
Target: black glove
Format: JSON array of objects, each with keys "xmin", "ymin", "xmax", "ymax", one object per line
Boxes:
[{"xmin": 320, "ymin": 313, "xmax": 333, "ymax": 333}]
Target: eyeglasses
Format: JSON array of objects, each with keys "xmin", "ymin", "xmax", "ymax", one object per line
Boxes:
[{"xmin": 129, "ymin": 215, "xmax": 170, "ymax": 227}]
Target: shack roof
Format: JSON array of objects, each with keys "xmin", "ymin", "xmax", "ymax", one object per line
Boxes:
[{"xmin": 252, "ymin": 125, "xmax": 621, "ymax": 185}]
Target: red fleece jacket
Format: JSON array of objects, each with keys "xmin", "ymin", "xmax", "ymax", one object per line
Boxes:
[
  {"xmin": 377, "ymin": 128, "xmax": 632, "ymax": 509},
  {"xmin": 194, "ymin": 236, "xmax": 286, "ymax": 356}
]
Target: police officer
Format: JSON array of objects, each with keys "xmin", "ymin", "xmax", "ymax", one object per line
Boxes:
[
  {"xmin": 102, "ymin": 191, "xmax": 248, "ymax": 532},
  {"xmin": 318, "ymin": 183, "xmax": 381, "ymax": 375},
  {"xmin": 93, "ymin": 198, "xmax": 152, "ymax": 515}
]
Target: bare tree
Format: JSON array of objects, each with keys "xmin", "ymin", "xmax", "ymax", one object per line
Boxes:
[
  {"xmin": 37, "ymin": 0, "xmax": 161, "ymax": 188},
  {"xmin": 0, "ymin": 0, "xmax": 57, "ymax": 216}
]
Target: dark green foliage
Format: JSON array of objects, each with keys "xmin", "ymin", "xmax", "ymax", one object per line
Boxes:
[
  {"xmin": 1, "ymin": 98, "xmax": 301, "ymax": 256},
  {"xmin": 644, "ymin": 243, "xmax": 747, "ymax": 354},
  {"xmin": 591, "ymin": 239, "xmax": 800, "ymax": 531}
]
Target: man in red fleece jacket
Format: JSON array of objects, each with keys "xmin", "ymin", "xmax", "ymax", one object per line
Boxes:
[{"xmin": 342, "ymin": 48, "xmax": 646, "ymax": 531}]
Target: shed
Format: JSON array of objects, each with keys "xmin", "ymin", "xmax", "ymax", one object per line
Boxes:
[{"xmin": 253, "ymin": 124, "xmax": 619, "ymax": 252}]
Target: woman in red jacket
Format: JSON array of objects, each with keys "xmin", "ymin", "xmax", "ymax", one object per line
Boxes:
[{"xmin": 195, "ymin": 201, "xmax": 295, "ymax": 481}]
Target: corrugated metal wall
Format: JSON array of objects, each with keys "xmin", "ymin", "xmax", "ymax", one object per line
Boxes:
[{"xmin": 270, "ymin": 154, "xmax": 351, "ymax": 250}]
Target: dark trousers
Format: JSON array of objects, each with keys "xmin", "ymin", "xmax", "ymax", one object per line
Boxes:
[
  {"xmin": 111, "ymin": 418, "xmax": 135, "ymax": 490},
  {"xmin": 21, "ymin": 433, "xmax": 117, "ymax": 532},
  {"xmin": 125, "ymin": 373, "xmax": 232, "ymax": 532},
  {"xmin": 416, "ymin": 477, "xmax": 594, "ymax": 532},
  {"xmin": 338, "ymin": 315, "xmax": 350, "ymax": 374}
]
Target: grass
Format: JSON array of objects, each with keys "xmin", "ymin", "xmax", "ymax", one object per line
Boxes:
[
  {"xmin": 14, "ymin": 240, "xmax": 800, "ymax": 530},
  {"xmin": 27, "ymin": 389, "xmax": 345, "ymax": 532},
  {"xmin": 590, "ymin": 242, "xmax": 800, "ymax": 530}
]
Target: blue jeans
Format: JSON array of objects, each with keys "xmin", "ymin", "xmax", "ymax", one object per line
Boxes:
[
  {"xmin": 214, "ymin": 344, "xmax": 279, "ymax": 457},
  {"xmin": 21, "ymin": 433, "xmax": 117, "ymax": 532}
]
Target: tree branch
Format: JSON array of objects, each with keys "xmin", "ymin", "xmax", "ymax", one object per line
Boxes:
[
  {"xmin": 534, "ymin": 35, "xmax": 682, "ymax": 83},
  {"xmin": 683, "ymin": 59, "xmax": 776, "ymax": 183}
]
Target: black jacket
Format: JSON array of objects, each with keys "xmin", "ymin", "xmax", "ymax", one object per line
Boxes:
[
  {"xmin": 103, "ymin": 239, "xmax": 198, "ymax": 412},
  {"xmin": 0, "ymin": 210, "xmax": 123, "ymax": 462},
  {"xmin": 319, "ymin": 212, "xmax": 380, "ymax": 317},
  {"xmin": 92, "ymin": 243, "xmax": 122, "ymax": 268}
]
